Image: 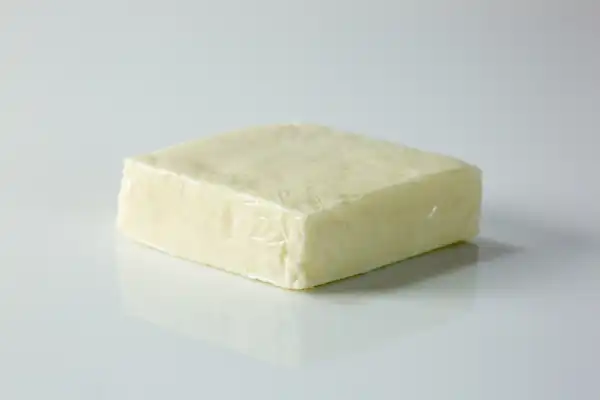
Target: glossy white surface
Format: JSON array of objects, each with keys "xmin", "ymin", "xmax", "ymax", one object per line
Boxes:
[{"xmin": 1, "ymin": 1, "xmax": 599, "ymax": 399}]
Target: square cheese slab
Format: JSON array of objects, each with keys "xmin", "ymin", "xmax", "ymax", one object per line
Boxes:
[{"xmin": 117, "ymin": 124, "xmax": 482, "ymax": 289}]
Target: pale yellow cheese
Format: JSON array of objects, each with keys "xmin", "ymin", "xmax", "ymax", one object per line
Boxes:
[{"xmin": 117, "ymin": 124, "xmax": 482, "ymax": 289}]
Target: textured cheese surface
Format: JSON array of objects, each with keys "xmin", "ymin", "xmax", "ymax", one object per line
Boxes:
[{"xmin": 117, "ymin": 124, "xmax": 482, "ymax": 289}]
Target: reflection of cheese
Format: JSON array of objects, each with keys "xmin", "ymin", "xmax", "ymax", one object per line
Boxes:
[
  {"xmin": 117, "ymin": 124, "xmax": 482, "ymax": 289},
  {"xmin": 116, "ymin": 241, "xmax": 478, "ymax": 367}
]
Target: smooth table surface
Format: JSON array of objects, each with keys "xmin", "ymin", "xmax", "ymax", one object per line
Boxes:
[{"xmin": 1, "ymin": 2, "xmax": 599, "ymax": 399}]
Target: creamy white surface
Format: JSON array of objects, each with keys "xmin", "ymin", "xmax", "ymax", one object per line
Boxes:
[
  {"xmin": 117, "ymin": 125, "xmax": 481, "ymax": 289},
  {"xmin": 132, "ymin": 124, "xmax": 474, "ymax": 213}
]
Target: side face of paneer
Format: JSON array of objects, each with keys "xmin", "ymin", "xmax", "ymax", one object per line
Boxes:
[
  {"xmin": 301, "ymin": 167, "xmax": 481, "ymax": 287},
  {"xmin": 117, "ymin": 124, "xmax": 482, "ymax": 289},
  {"xmin": 117, "ymin": 160, "xmax": 307, "ymax": 289}
]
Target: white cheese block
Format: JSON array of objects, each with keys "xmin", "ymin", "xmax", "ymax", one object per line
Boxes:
[{"xmin": 117, "ymin": 124, "xmax": 482, "ymax": 290}]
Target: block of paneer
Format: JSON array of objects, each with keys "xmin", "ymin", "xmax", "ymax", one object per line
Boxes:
[{"xmin": 117, "ymin": 124, "xmax": 482, "ymax": 289}]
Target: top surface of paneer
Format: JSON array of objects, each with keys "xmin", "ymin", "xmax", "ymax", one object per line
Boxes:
[{"xmin": 132, "ymin": 124, "xmax": 473, "ymax": 214}]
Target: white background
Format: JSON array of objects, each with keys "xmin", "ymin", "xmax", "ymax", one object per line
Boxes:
[{"xmin": 1, "ymin": 1, "xmax": 599, "ymax": 399}]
